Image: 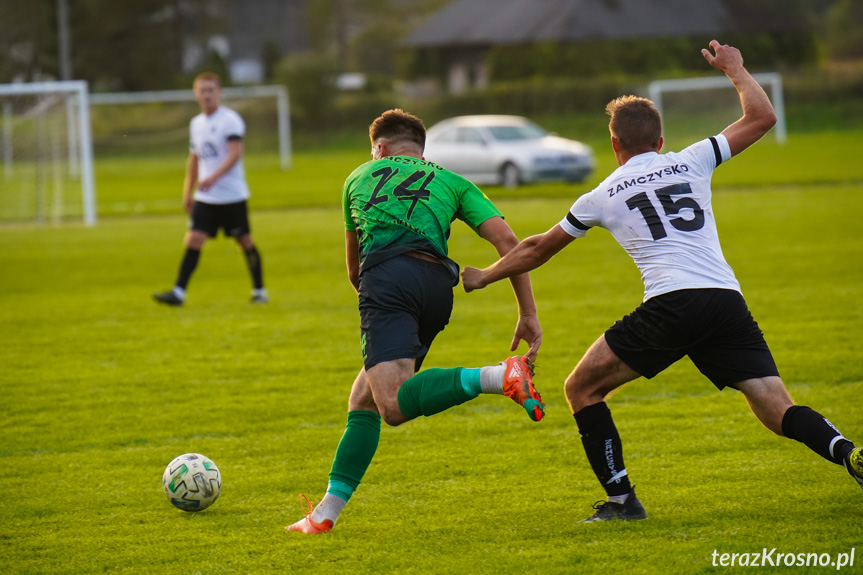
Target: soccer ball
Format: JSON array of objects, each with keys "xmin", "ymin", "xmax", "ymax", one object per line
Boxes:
[{"xmin": 162, "ymin": 453, "xmax": 221, "ymax": 512}]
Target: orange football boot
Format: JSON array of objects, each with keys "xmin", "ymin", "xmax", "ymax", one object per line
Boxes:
[
  {"xmin": 502, "ymin": 356, "xmax": 545, "ymax": 422},
  {"xmin": 285, "ymin": 495, "xmax": 333, "ymax": 535}
]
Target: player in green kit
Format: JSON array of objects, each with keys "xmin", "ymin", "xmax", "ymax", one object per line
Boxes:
[{"xmin": 287, "ymin": 109, "xmax": 544, "ymax": 534}]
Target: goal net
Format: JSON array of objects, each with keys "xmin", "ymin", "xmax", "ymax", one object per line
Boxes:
[
  {"xmin": 647, "ymin": 73, "xmax": 787, "ymax": 152},
  {"xmin": 0, "ymin": 81, "xmax": 96, "ymax": 225},
  {"xmin": 0, "ymin": 83, "xmax": 290, "ymax": 224},
  {"xmin": 87, "ymin": 86, "xmax": 291, "ymax": 216},
  {"xmin": 89, "ymin": 86, "xmax": 291, "ymax": 166}
]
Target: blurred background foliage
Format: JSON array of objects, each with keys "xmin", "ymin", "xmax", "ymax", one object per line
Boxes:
[{"xmin": 2, "ymin": 0, "xmax": 862, "ymax": 146}]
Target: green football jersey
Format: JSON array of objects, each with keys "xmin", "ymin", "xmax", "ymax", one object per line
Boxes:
[{"xmin": 343, "ymin": 155, "xmax": 502, "ymax": 276}]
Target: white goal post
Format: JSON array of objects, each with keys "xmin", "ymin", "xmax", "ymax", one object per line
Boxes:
[
  {"xmin": 0, "ymin": 80, "xmax": 97, "ymax": 225},
  {"xmin": 0, "ymin": 82, "xmax": 291, "ymax": 226},
  {"xmin": 647, "ymin": 72, "xmax": 787, "ymax": 144},
  {"xmin": 89, "ymin": 85, "xmax": 293, "ymax": 170}
]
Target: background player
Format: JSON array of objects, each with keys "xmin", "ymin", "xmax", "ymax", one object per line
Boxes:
[
  {"xmin": 287, "ymin": 109, "xmax": 544, "ymax": 534},
  {"xmin": 462, "ymin": 41, "xmax": 863, "ymax": 521},
  {"xmin": 154, "ymin": 72, "xmax": 267, "ymax": 306}
]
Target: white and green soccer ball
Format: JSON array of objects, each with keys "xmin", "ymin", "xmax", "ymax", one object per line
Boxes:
[{"xmin": 162, "ymin": 453, "xmax": 221, "ymax": 512}]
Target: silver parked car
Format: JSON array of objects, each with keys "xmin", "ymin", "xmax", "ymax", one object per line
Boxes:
[{"xmin": 423, "ymin": 115, "xmax": 594, "ymax": 188}]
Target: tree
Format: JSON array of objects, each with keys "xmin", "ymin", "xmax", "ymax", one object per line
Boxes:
[
  {"xmin": 0, "ymin": 0, "xmax": 58, "ymax": 82},
  {"xmin": 261, "ymin": 39, "xmax": 281, "ymax": 83},
  {"xmin": 0, "ymin": 0, "xmax": 224, "ymax": 90},
  {"xmin": 824, "ymin": 0, "xmax": 863, "ymax": 59},
  {"xmin": 304, "ymin": 0, "xmax": 450, "ymax": 75},
  {"xmin": 274, "ymin": 52, "xmax": 340, "ymax": 125}
]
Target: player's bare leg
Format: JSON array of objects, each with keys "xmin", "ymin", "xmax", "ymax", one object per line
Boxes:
[
  {"xmin": 735, "ymin": 376, "xmax": 861, "ymax": 489},
  {"xmin": 733, "ymin": 376, "xmax": 793, "ymax": 435},
  {"xmin": 185, "ymin": 229, "xmax": 208, "ymax": 250},
  {"xmin": 366, "ymin": 359, "xmax": 415, "ymax": 426},
  {"xmin": 565, "ymin": 336, "xmax": 640, "ymax": 414},
  {"xmin": 154, "ymin": 230, "xmax": 208, "ymax": 306},
  {"xmin": 565, "ymin": 336, "xmax": 646, "ymax": 522}
]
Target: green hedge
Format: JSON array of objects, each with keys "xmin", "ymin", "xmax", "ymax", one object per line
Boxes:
[
  {"xmin": 486, "ymin": 33, "xmax": 820, "ymax": 81},
  {"xmin": 322, "ymin": 64, "xmax": 863, "ymax": 140},
  {"xmin": 87, "ymin": 63, "xmax": 863, "ymax": 155}
]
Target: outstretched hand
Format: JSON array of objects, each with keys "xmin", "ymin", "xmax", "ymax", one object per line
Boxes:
[
  {"xmin": 701, "ymin": 39, "xmax": 744, "ymax": 76},
  {"xmin": 512, "ymin": 314, "xmax": 542, "ymax": 363},
  {"xmin": 461, "ymin": 266, "xmax": 485, "ymax": 293}
]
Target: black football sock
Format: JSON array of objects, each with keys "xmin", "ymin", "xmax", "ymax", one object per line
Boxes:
[
  {"xmin": 781, "ymin": 405, "xmax": 854, "ymax": 465},
  {"xmin": 175, "ymin": 248, "xmax": 201, "ymax": 290},
  {"xmin": 574, "ymin": 401, "xmax": 632, "ymax": 497},
  {"xmin": 244, "ymin": 246, "xmax": 264, "ymax": 290}
]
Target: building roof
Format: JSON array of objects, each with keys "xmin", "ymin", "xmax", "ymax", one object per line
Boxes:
[
  {"xmin": 404, "ymin": 0, "xmax": 803, "ymax": 48},
  {"xmin": 228, "ymin": 0, "xmax": 307, "ymax": 60}
]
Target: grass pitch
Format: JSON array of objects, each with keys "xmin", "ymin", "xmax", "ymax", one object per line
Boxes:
[
  {"xmin": 89, "ymin": 131, "xmax": 863, "ymax": 217},
  {"xmin": 1, "ymin": 145, "xmax": 862, "ymax": 573}
]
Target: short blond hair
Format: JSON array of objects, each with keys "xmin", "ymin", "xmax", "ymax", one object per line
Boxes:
[
  {"xmin": 606, "ymin": 96, "xmax": 662, "ymax": 153},
  {"xmin": 193, "ymin": 72, "xmax": 221, "ymax": 88}
]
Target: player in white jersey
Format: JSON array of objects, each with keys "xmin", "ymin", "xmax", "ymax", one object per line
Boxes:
[
  {"xmin": 154, "ymin": 72, "xmax": 267, "ymax": 306},
  {"xmin": 462, "ymin": 41, "xmax": 863, "ymax": 521}
]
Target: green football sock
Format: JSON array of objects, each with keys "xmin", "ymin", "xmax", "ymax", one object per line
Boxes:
[
  {"xmin": 460, "ymin": 367, "xmax": 482, "ymax": 398},
  {"xmin": 327, "ymin": 410, "xmax": 382, "ymax": 502},
  {"xmin": 397, "ymin": 367, "xmax": 473, "ymax": 421}
]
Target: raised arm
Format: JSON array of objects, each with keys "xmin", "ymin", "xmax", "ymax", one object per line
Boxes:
[
  {"xmin": 475, "ymin": 216, "xmax": 542, "ymax": 361},
  {"xmin": 702, "ymin": 40, "xmax": 778, "ymax": 157},
  {"xmin": 463, "ymin": 224, "xmax": 575, "ymax": 292}
]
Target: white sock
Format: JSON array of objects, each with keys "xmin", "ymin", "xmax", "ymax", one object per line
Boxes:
[
  {"xmin": 607, "ymin": 492, "xmax": 629, "ymax": 505},
  {"xmin": 479, "ymin": 364, "xmax": 506, "ymax": 395},
  {"xmin": 172, "ymin": 286, "xmax": 186, "ymax": 300},
  {"xmin": 252, "ymin": 288, "xmax": 267, "ymax": 297},
  {"xmin": 311, "ymin": 493, "xmax": 347, "ymax": 525}
]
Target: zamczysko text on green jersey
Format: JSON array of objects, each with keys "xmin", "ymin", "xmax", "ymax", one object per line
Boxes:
[{"xmin": 388, "ymin": 156, "xmax": 445, "ymax": 170}]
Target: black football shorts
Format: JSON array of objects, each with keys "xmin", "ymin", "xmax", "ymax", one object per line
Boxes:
[
  {"xmin": 190, "ymin": 200, "xmax": 251, "ymax": 238},
  {"xmin": 604, "ymin": 288, "xmax": 780, "ymax": 389},
  {"xmin": 357, "ymin": 254, "xmax": 454, "ymax": 371}
]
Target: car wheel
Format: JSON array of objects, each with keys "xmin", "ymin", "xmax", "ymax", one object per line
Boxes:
[{"xmin": 500, "ymin": 162, "xmax": 521, "ymax": 189}]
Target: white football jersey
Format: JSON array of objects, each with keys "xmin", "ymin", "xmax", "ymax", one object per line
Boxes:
[
  {"xmin": 189, "ymin": 106, "xmax": 249, "ymax": 204},
  {"xmin": 559, "ymin": 134, "xmax": 738, "ymax": 301}
]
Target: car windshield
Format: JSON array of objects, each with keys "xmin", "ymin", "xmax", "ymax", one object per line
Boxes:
[{"xmin": 486, "ymin": 123, "xmax": 548, "ymax": 141}]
